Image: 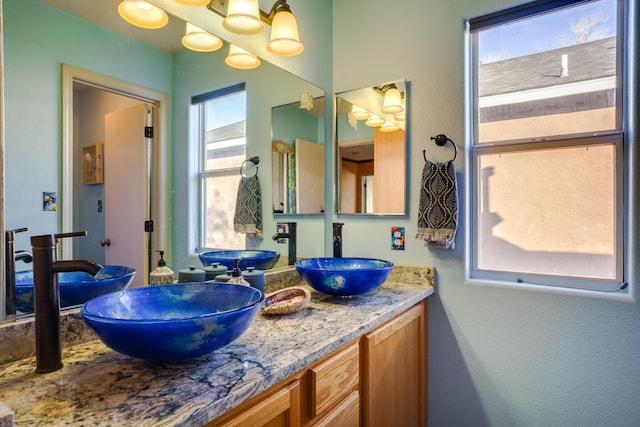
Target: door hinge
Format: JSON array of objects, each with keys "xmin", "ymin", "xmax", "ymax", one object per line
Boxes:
[
  {"xmin": 144, "ymin": 126, "xmax": 153, "ymax": 138},
  {"xmin": 144, "ymin": 220, "xmax": 154, "ymax": 232}
]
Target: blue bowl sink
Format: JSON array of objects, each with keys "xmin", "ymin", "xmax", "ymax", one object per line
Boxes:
[
  {"xmin": 199, "ymin": 250, "xmax": 280, "ymax": 270},
  {"xmin": 295, "ymin": 258, "xmax": 394, "ymax": 296},
  {"xmin": 81, "ymin": 283, "xmax": 264, "ymax": 360},
  {"xmin": 15, "ymin": 265, "xmax": 136, "ymax": 313}
]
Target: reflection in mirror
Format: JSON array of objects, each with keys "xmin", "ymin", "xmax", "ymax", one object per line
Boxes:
[
  {"xmin": 0, "ymin": 0, "xmax": 327, "ymax": 321},
  {"xmin": 335, "ymin": 79, "xmax": 407, "ymax": 215},
  {"xmin": 271, "ymin": 97, "xmax": 325, "ymax": 214}
]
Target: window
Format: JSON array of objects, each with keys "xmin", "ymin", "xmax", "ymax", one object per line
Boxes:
[
  {"xmin": 193, "ymin": 84, "xmax": 247, "ymax": 250},
  {"xmin": 467, "ymin": 0, "xmax": 626, "ymax": 292}
]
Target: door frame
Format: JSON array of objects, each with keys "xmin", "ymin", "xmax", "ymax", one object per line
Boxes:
[{"xmin": 60, "ymin": 64, "xmax": 169, "ymax": 271}]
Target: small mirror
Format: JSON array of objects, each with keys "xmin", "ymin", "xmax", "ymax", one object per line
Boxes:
[
  {"xmin": 335, "ymin": 80, "xmax": 407, "ymax": 215},
  {"xmin": 271, "ymin": 96, "xmax": 326, "ymax": 215}
]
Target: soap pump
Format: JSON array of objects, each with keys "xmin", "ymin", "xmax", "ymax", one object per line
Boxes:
[
  {"xmin": 228, "ymin": 258, "xmax": 250, "ymax": 286},
  {"xmin": 150, "ymin": 250, "xmax": 174, "ymax": 285}
]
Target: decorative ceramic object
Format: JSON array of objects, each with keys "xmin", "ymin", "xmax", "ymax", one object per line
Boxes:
[
  {"xmin": 295, "ymin": 258, "xmax": 393, "ymax": 296},
  {"xmin": 81, "ymin": 282, "xmax": 264, "ymax": 360},
  {"xmin": 262, "ymin": 286, "xmax": 311, "ymax": 315},
  {"xmin": 199, "ymin": 250, "xmax": 280, "ymax": 270},
  {"xmin": 15, "ymin": 265, "xmax": 136, "ymax": 313}
]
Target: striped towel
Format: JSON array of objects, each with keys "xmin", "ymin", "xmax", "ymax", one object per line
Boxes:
[
  {"xmin": 234, "ymin": 175, "xmax": 263, "ymax": 238},
  {"xmin": 416, "ymin": 160, "xmax": 458, "ymax": 249}
]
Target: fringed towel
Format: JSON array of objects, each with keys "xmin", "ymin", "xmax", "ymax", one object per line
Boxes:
[
  {"xmin": 234, "ymin": 175, "xmax": 263, "ymax": 238},
  {"xmin": 416, "ymin": 160, "xmax": 458, "ymax": 249}
]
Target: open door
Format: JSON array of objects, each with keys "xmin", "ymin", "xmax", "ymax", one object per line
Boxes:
[{"xmin": 104, "ymin": 103, "xmax": 153, "ymax": 286}]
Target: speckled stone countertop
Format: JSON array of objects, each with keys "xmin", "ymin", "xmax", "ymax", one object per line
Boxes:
[{"xmin": 0, "ymin": 265, "xmax": 434, "ymax": 426}]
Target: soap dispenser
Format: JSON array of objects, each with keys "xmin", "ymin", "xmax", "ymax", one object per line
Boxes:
[
  {"xmin": 150, "ymin": 250, "xmax": 174, "ymax": 285},
  {"xmin": 228, "ymin": 258, "xmax": 250, "ymax": 286}
]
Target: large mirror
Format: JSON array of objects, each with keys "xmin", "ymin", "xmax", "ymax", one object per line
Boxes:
[
  {"xmin": 1, "ymin": 0, "xmax": 326, "ymax": 319},
  {"xmin": 336, "ymin": 80, "xmax": 407, "ymax": 215},
  {"xmin": 271, "ymin": 98, "xmax": 326, "ymax": 214}
]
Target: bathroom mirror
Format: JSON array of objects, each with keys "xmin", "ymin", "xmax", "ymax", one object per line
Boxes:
[
  {"xmin": 0, "ymin": 0, "xmax": 327, "ymax": 320},
  {"xmin": 271, "ymin": 98, "xmax": 326, "ymax": 214},
  {"xmin": 335, "ymin": 80, "xmax": 407, "ymax": 215}
]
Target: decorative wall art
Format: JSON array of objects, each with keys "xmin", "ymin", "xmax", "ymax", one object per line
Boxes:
[{"xmin": 82, "ymin": 143, "xmax": 104, "ymax": 185}]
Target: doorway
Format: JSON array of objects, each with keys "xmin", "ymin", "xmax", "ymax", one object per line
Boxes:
[{"xmin": 61, "ymin": 65, "xmax": 169, "ymax": 286}]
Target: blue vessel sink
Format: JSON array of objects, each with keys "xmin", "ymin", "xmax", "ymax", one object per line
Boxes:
[
  {"xmin": 15, "ymin": 265, "xmax": 135, "ymax": 313},
  {"xmin": 81, "ymin": 283, "xmax": 264, "ymax": 360},
  {"xmin": 295, "ymin": 257, "xmax": 394, "ymax": 296},
  {"xmin": 199, "ymin": 250, "xmax": 280, "ymax": 270}
]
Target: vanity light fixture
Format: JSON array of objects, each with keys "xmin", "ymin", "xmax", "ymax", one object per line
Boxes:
[
  {"xmin": 225, "ymin": 44, "xmax": 261, "ymax": 69},
  {"xmin": 182, "ymin": 23, "xmax": 224, "ymax": 52},
  {"xmin": 395, "ymin": 110, "xmax": 405, "ymax": 121},
  {"xmin": 365, "ymin": 114, "xmax": 385, "ymax": 127},
  {"xmin": 381, "ymin": 84, "xmax": 404, "ymax": 114},
  {"xmin": 351, "ymin": 104, "xmax": 371, "ymax": 121},
  {"xmin": 173, "ymin": 0, "xmax": 211, "ymax": 6},
  {"xmin": 380, "ymin": 121, "xmax": 400, "ymax": 132},
  {"xmin": 267, "ymin": 0, "xmax": 303, "ymax": 56},
  {"xmin": 117, "ymin": 0, "xmax": 169, "ymax": 29},
  {"xmin": 209, "ymin": 0, "xmax": 303, "ymax": 56},
  {"xmin": 223, "ymin": 0, "xmax": 264, "ymax": 35}
]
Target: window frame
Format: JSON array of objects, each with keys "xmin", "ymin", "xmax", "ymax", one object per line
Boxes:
[
  {"xmin": 192, "ymin": 83, "xmax": 247, "ymax": 251},
  {"xmin": 465, "ymin": 0, "xmax": 630, "ymax": 295}
]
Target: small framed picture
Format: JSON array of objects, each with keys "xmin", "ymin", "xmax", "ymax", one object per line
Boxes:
[{"xmin": 82, "ymin": 143, "xmax": 104, "ymax": 185}]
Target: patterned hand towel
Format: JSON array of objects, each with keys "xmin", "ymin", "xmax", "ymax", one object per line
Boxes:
[
  {"xmin": 234, "ymin": 175, "xmax": 263, "ymax": 238},
  {"xmin": 416, "ymin": 160, "xmax": 458, "ymax": 249}
]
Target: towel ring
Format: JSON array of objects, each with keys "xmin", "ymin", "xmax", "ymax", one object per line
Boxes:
[
  {"xmin": 240, "ymin": 156, "xmax": 260, "ymax": 177},
  {"xmin": 423, "ymin": 134, "xmax": 457, "ymax": 162}
]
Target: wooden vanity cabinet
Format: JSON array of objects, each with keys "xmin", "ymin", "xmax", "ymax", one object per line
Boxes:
[
  {"xmin": 210, "ymin": 380, "xmax": 301, "ymax": 427},
  {"xmin": 207, "ymin": 300, "xmax": 427, "ymax": 427},
  {"xmin": 362, "ymin": 300, "xmax": 428, "ymax": 427}
]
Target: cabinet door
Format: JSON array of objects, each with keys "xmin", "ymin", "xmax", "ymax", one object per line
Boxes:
[
  {"xmin": 363, "ymin": 301, "xmax": 428, "ymax": 427},
  {"xmin": 213, "ymin": 380, "xmax": 300, "ymax": 427}
]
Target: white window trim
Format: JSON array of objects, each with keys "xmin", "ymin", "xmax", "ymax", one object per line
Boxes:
[{"xmin": 463, "ymin": 0, "xmax": 638, "ymax": 301}]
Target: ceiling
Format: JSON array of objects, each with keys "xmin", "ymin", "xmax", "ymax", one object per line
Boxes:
[{"xmin": 40, "ymin": 0, "xmax": 187, "ymax": 52}]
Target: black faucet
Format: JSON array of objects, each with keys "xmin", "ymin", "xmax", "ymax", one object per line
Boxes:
[
  {"xmin": 272, "ymin": 222, "xmax": 297, "ymax": 265},
  {"xmin": 333, "ymin": 223, "xmax": 344, "ymax": 258},
  {"xmin": 5, "ymin": 227, "xmax": 31, "ymax": 318},
  {"xmin": 31, "ymin": 231, "xmax": 102, "ymax": 373}
]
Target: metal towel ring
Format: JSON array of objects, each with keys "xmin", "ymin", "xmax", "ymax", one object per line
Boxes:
[
  {"xmin": 240, "ymin": 156, "xmax": 260, "ymax": 177},
  {"xmin": 423, "ymin": 134, "xmax": 457, "ymax": 162}
]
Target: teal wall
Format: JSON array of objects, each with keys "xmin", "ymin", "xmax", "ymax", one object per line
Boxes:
[
  {"xmin": 333, "ymin": 0, "xmax": 640, "ymax": 426},
  {"xmin": 3, "ymin": 0, "xmax": 172, "ymax": 249},
  {"xmin": 272, "ymin": 103, "xmax": 322, "ymax": 145}
]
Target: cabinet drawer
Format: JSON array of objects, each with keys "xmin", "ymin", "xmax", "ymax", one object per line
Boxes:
[
  {"xmin": 313, "ymin": 390, "xmax": 360, "ymax": 427},
  {"xmin": 308, "ymin": 342, "xmax": 359, "ymax": 419}
]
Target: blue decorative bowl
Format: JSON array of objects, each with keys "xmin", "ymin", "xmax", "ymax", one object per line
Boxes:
[
  {"xmin": 295, "ymin": 258, "xmax": 394, "ymax": 296},
  {"xmin": 81, "ymin": 283, "xmax": 264, "ymax": 360},
  {"xmin": 15, "ymin": 265, "xmax": 136, "ymax": 313},
  {"xmin": 199, "ymin": 250, "xmax": 280, "ymax": 270}
]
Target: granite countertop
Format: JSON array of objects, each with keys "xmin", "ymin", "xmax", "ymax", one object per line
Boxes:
[{"xmin": 0, "ymin": 265, "xmax": 434, "ymax": 426}]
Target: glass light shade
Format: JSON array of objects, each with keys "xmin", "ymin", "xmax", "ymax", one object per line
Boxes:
[
  {"xmin": 173, "ymin": 0, "xmax": 211, "ymax": 5},
  {"xmin": 267, "ymin": 11, "xmax": 304, "ymax": 56},
  {"xmin": 223, "ymin": 0, "xmax": 264, "ymax": 35},
  {"xmin": 225, "ymin": 44, "xmax": 261, "ymax": 69},
  {"xmin": 395, "ymin": 111, "xmax": 406, "ymax": 121},
  {"xmin": 380, "ymin": 121, "xmax": 400, "ymax": 132},
  {"xmin": 182, "ymin": 23, "xmax": 223, "ymax": 52},
  {"xmin": 365, "ymin": 114, "xmax": 384, "ymax": 127},
  {"xmin": 118, "ymin": 0, "xmax": 168, "ymax": 29},
  {"xmin": 351, "ymin": 104, "xmax": 370, "ymax": 121},
  {"xmin": 382, "ymin": 86, "xmax": 404, "ymax": 114}
]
